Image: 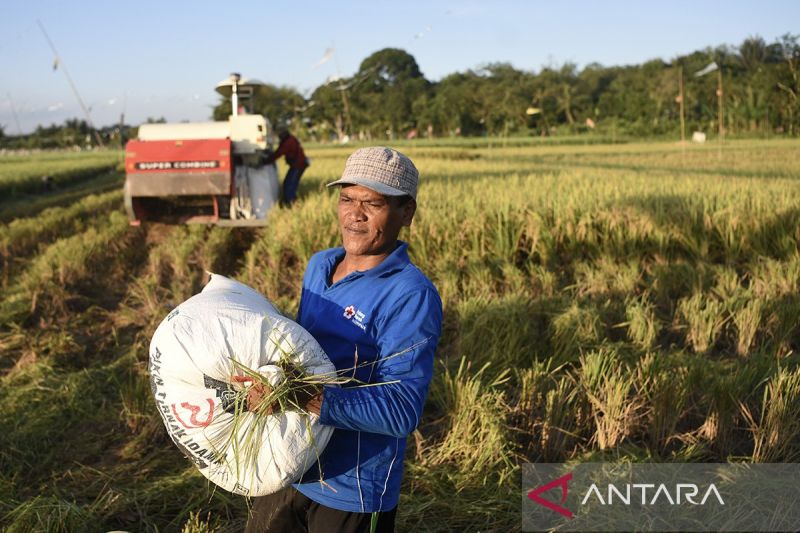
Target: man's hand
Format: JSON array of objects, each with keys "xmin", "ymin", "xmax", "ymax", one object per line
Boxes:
[
  {"xmin": 291, "ymin": 383, "xmax": 324, "ymax": 416},
  {"xmin": 246, "ymin": 381, "xmax": 324, "ymax": 416},
  {"xmin": 305, "ymin": 391, "xmax": 324, "ymax": 416},
  {"xmin": 247, "ymin": 383, "xmax": 277, "ymax": 414}
]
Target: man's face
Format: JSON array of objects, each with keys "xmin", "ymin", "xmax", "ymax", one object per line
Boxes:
[{"xmin": 337, "ymin": 185, "xmax": 415, "ymax": 259}]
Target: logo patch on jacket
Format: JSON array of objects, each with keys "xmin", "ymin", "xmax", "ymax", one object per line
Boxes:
[{"xmin": 343, "ymin": 305, "xmax": 367, "ymax": 331}]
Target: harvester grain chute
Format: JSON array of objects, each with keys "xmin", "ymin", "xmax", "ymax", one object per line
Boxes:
[{"xmin": 123, "ymin": 74, "xmax": 280, "ymax": 226}]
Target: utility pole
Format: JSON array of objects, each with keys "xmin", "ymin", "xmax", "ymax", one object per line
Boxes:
[
  {"xmin": 716, "ymin": 68, "xmax": 724, "ymax": 142},
  {"xmin": 6, "ymin": 93, "xmax": 23, "ymax": 135},
  {"xmin": 330, "ymin": 43, "xmax": 353, "ymax": 140},
  {"xmin": 338, "ymin": 83, "xmax": 353, "ymax": 139},
  {"xmin": 678, "ymin": 66, "xmax": 686, "ymax": 143},
  {"xmin": 118, "ymin": 112, "xmax": 125, "ymax": 148},
  {"xmin": 118, "ymin": 93, "xmax": 127, "ymax": 148},
  {"xmin": 37, "ymin": 20, "xmax": 105, "ymax": 148}
]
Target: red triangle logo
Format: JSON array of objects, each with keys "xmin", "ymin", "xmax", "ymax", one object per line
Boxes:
[{"xmin": 527, "ymin": 472, "xmax": 574, "ymax": 519}]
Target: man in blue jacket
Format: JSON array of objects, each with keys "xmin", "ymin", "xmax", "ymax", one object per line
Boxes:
[{"xmin": 246, "ymin": 146, "xmax": 443, "ymax": 533}]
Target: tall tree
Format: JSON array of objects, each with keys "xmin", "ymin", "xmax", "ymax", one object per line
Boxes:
[
  {"xmin": 737, "ymin": 36, "xmax": 773, "ymax": 131},
  {"xmin": 307, "ymin": 79, "xmax": 350, "ymax": 141},
  {"xmin": 775, "ymin": 33, "xmax": 800, "ymax": 134},
  {"xmin": 349, "ymin": 48, "xmax": 429, "ymax": 137}
]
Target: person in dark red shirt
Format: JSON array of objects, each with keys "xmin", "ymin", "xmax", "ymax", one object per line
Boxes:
[{"xmin": 265, "ymin": 128, "xmax": 309, "ymax": 206}]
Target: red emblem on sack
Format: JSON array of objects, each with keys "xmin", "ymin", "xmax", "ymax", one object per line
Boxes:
[{"xmin": 172, "ymin": 399, "xmax": 215, "ymax": 428}]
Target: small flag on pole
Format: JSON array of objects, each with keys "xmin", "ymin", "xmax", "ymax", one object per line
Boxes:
[
  {"xmin": 313, "ymin": 48, "xmax": 334, "ymax": 69},
  {"xmin": 694, "ymin": 61, "xmax": 718, "ymax": 77}
]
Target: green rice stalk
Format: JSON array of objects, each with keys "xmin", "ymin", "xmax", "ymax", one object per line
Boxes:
[
  {"xmin": 747, "ymin": 366, "xmax": 800, "ymax": 462},
  {"xmin": 623, "ymin": 295, "xmax": 660, "ymax": 350},
  {"xmin": 540, "ymin": 375, "xmax": 582, "ymax": 461},
  {"xmin": 733, "ymin": 299, "xmax": 763, "ymax": 356},
  {"xmin": 635, "ymin": 353, "xmax": 687, "ymax": 452},
  {"xmin": 422, "ymin": 358, "xmax": 513, "ymax": 488},
  {"xmin": 550, "ymin": 302, "xmax": 603, "ymax": 361},
  {"xmin": 580, "ymin": 348, "xmax": 641, "ymax": 450},
  {"xmin": 677, "ymin": 292, "xmax": 727, "ymax": 354}
]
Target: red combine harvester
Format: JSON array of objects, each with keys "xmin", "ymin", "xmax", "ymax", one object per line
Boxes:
[{"xmin": 124, "ymin": 74, "xmax": 280, "ymax": 226}]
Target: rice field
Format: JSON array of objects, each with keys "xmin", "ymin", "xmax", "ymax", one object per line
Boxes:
[
  {"xmin": 0, "ymin": 137, "xmax": 799, "ymax": 532},
  {"xmin": 0, "ymin": 151, "xmax": 120, "ymax": 198}
]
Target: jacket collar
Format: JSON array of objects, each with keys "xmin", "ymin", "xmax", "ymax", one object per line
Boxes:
[{"xmin": 325, "ymin": 240, "xmax": 410, "ymax": 286}]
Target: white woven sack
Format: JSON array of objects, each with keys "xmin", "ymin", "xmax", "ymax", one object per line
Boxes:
[{"xmin": 149, "ymin": 274, "xmax": 335, "ymax": 496}]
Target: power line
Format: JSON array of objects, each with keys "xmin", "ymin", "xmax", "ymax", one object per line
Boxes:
[{"xmin": 36, "ymin": 19, "xmax": 104, "ymax": 148}]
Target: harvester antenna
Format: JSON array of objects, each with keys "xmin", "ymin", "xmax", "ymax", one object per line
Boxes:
[
  {"xmin": 36, "ymin": 19, "xmax": 105, "ymax": 148},
  {"xmin": 230, "ymin": 72, "xmax": 241, "ymax": 116}
]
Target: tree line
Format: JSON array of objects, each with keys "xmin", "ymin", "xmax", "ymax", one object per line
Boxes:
[
  {"xmin": 216, "ymin": 34, "xmax": 800, "ymax": 141},
  {"xmin": 2, "ymin": 34, "xmax": 798, "ymax": 149}
]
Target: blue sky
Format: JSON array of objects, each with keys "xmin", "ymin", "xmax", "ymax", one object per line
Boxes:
[{"xmin": 0, "ymin": 0, "xmax": 797, "ymax": 133}]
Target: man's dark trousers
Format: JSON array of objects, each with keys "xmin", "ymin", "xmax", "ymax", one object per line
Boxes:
[{"xmin": 245, "ymin": 485, "xmax": 396, "ymax": 533}]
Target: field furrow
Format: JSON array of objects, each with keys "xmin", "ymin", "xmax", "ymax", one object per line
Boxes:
[
  {"xmin": 0, "ymin": 151, "xmax": 121, "ymax": 198},
  {"xmin": 0, "ymin": 170, "xmax": 124, "ymax": 222},
  {"xmin": 0, "ymin": 189, "xmax": 123, "ymax": 286}
]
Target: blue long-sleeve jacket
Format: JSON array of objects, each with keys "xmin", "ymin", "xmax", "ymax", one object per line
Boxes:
[{"xmin": 293, "ymin": 241, "xmax": 442, "ymax": 513}]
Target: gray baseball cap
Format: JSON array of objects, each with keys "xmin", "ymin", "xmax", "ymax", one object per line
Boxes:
[{"xmin": 327, "ymin": 146, "xmax": 418, "ymax": 199}]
